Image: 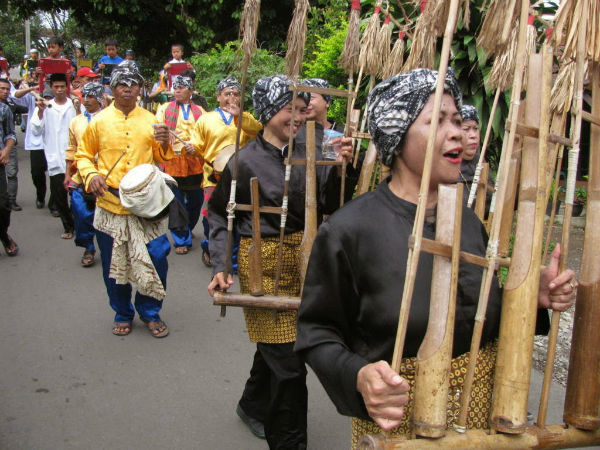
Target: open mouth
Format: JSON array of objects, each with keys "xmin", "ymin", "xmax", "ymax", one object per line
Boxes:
[{"xmin": 443, "ymin": 148, "xmax": 463, "ymax": 164}]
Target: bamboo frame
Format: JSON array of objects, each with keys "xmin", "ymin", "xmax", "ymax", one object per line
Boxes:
[
  {"xmin": 563, "ymin": 61, "xmax": 600, "ymax": 432},
  {"xmin": 455, "ymin": 0, "xmax": 531, "ymax": 430},
  {"xmin": 299, "ymin": 121, "xmax": 318, "ymax": 291},
  {"xmin": 538, "ymin": 13, "xmax": 588, "ymax": 426}
]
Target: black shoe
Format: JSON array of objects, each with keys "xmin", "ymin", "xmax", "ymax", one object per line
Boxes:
[
  {"xmin": 236, "ymin": 403, "xmax": 266, "ymax": 439},
  {"xmin": 10, "ymin": 202, "xmax": 22, "ymax": 211},
  {"xmin": 50, "ymin": 209, "xmax": 60, "ymax": 217},
  {"xmin": 36, "ymin": 200, "xmax": 44, "ymax": 209}
]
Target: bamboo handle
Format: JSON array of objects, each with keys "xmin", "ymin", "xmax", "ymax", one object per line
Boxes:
[{"xmin": 248, "ymin": 177, "xmax": 264, "ymax": 296}]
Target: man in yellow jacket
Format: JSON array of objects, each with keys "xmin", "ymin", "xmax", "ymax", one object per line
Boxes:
[
  {"xmin": 75, "ymin": 61, "xmax": 174, "ymax": 338},
  {"xmin": 191, "ymin": 76, "xmax": 262, "ymax": 267}
]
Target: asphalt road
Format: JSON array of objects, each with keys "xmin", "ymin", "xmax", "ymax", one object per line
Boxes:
[{"xmin": 0, "ymin": 129, "xmax": 583, "ymax": 449}]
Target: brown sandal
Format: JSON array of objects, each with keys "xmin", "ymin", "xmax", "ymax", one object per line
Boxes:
[
  {"xmin": 81, "ymin": 249, "xmax": 95, "ymax": 267},
  {"xmin": 141, "ymin": 317, "xmax": 169, "ymax": 338},
  {"xmin": 112, "ymin": 322, "xmax": 132, "ymax": 336}
]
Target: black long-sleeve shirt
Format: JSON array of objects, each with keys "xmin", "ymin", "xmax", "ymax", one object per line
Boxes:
[
  {"xmin": 295, "ymin": 180, "xmax": 548, "ymax": 420},
  {"xmin": 208, "ymin": 129, "xmax": 357, "ymax": 275}
]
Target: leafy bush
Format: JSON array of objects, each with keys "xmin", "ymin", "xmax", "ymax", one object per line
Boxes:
[{"xmin": 189, "ymin": 41, "xmax": 285, "ymax": 112}]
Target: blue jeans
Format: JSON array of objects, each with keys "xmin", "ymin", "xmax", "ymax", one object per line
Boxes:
[
  {"xmin": 96, "ymin": 229, "xmax": 170, "ymax": 323},
  {"xmin": 170, "ymin": 186, "xmax": 203, "ymax": 248},
  {"xmin": 70, "ymin": 189, "xmax": 95, "ymax": 251}
]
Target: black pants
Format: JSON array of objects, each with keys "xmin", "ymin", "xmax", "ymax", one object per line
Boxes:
[
  {"xmin": 49, "ymin": 174, "xmax": 74, "ymax": 233},
  {"xmin": 239, "ymin": 342, "xmax": 308, "ymax": 449},
  {"xmin": 29, "ymin": 149, "xmax": 47, "ymax": 203},
  {"xmin": 0, "ymin": 165, "xmax": 11, "ymax": 243}
]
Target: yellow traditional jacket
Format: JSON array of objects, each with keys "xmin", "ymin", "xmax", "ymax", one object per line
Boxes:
[
  {"xmin": 191, "ymin": 109, "xmax": 262, "ymax": 188},
  {"xmin": 66, "ymin": 111, "xmax": 99, "ymax": 185},
  {"xmin": 75, "ymin": 103, "xmax": 173, "ymax": 215}
]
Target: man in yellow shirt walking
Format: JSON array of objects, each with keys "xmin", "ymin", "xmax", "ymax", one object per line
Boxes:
[
  {"xmin": 75, "ymin": 61, "xmax": 174, "ymax": 338},
  {"xmin": 155, "ymin": 71, "xmax": 204, "ymax": 255}
]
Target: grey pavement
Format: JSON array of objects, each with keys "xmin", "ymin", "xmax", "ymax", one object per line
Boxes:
[{"xmin": 0, "ymin": 129, "xmax": 584, "ymax": 449}]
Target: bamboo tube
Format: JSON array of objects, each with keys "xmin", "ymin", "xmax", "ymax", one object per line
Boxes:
[
  {"xmin": 299, "ymin": 121, "xmax": 317, "ymax": 292},
  {"xmin": 454, "ymin": 0, "xmax": 531, "ymax": 430},
  {"xmin": 466, "ymin": 88, "xmax": 501, "ymax": 208},
  {"xmin": 473, "ymin": 163, "xmax": 488, "ymax": 221},
  {"xmin": 390, "ymin": 0, "xmax": 460, "ymax": 372},
  {"xmin": 213, "ymin": 291, "xmax": 300, "ymax": 310},
  {"xmin": 491, "ymin": 50, "xmax": 550, "ymax": 434},
  {"xmin": 357, "ymin": 425, "xmax": 600, "ymax": 449},
  {"xmin": 563, "ymin": 62, "xmax": 600, "ymax": 432},
  {"xmin": 538, "ymin": 24, "xmax": 587, "ymax": 428},
  {"xmin": 356, "ymin": 141, "xmax": 378, "ymax": 197},
  {"xmin": 247, "ymin": 177, "xmax": 264, "ymax": 296},
  {"xmin": 412, "ymin": 184, "xmax": 462, "ymax": 438},
  {"xmin": 497, "ymin": 154, "xmax": 520, "ymax": 257}
]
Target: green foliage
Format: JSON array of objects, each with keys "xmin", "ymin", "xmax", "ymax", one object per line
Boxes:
[
  {"xmin": 575, "ymin": 185, "xmax": 587, "ymax": 205},
  {"xmin": 189, "ymin": 41, "xmax": 285, "ymax": 112}
]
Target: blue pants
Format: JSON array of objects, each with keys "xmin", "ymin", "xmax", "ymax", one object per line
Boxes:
[
  {"xmin": 170, "ymin": 186, "xmax": 203, "ymax": 248},
  {"xmin": 96, "ymin": 229, "xmax": 170, "ymax": 323},
  {"xmin": 71, "ymin": 189, "xmax": 95, "ymax": 251}
]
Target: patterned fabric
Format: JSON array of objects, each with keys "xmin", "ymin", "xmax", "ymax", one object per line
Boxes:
[
  {"xmin": 81, "ymin": 82, "xmax": 104, "ymax": 105},
  {"xmin": 461, "ymin": 104, "xmax": 479, "ymax": 123},
  {"xmin": 252, "ymin": 74, "xmax": 311, "ymax": 124},
  {"xmin": 367, "ymin": 68, "xmax": 462, "ymax": 167},
  {"xmin": 173, "ymin": 75, "xmax": 194, "ymax": 91},
  {"xmin": 350, "ymin": 341, "xmax": 498, "ymax": 448},
  {"xmin": 94, "ymin": 207, "xmax": 169, "ymax": 300},
  {"xmin": 164, "ymin": 101, "xmax": 203, "ymax": 131},
  {"xmin": 217, "ymin": 76, "xmax": 241, "ymax": 94},
  {"xmin": 110, "ymin": 60, "xmax": 144, "ymax": 89},
  {"xmin": 303, "ymin": 77, "xmax": 332, "ymax": 104},
  {"xmin": 238, "ymin": 232, "xmax": 303, "ymax": 343}
]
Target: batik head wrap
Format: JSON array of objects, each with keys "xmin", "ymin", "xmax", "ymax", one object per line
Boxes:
[
  {"xmin": 304, "ymin": 77, "xmax": 332, "ymax": 104},
  {"xmin": 81, "ymin": 82, "xmax": 104, "ymax": 106},
  {"xmin": 110, "ymin": 60, "xmax": 144, "ymax": 89},
  {"xmin": 217, "ymin": 76, "xmax": 241, "ymax": 94},
  {"xmin": 252, "ymin": 74, "xmax": 311, "ymax": 124},
  {"xmin": 173, "ymin": 75, "xmax": 194, "ymax": 91},
  {"xmin": 461, "ymin": 104, "xmax": 479, "ymax": 123},
  {"xmin": 368, "ymin": 68, "xmax": 462, "ymax": 167}
]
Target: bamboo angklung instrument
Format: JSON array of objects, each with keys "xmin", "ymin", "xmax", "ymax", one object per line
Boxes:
[
  {"xmin": 299, "ymin": 121, "xmax": 317, "ymax": 292},
  {"xmin": 247, "ymin": 177, "xmax": 264, "ymax": 296},
  {"xmin": 490, "ymin": 48, "xmax": 550, "ymax": 434},
  {"xmin": 357, "ymin": 425, "xmax": 600, "ymax": 449},
  {"xmin": 563, "ymin": 62, "xmax": 600, "ymax": 432},
  {"xmin": 390, "ymin": 0, "xmax": 460, "ymax": 372},
  {"xmin": 454, "ymin": 0, "xmax": 531, "ymax": 431},
  {"xmin": 412, "ymin": 184, "xmax": 463, "ymax": 438},
  {"xmin": 221, "ymin": 0, "xmax": 260, "ymax": 316},
  {"xmin": 537, "ymin": 10, "xmax": 588, "ymax": 426}
]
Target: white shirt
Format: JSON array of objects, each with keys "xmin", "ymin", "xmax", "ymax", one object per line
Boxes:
[
  {"xmin": 9, "ymin": 92, "xmax": 44, "ymax": 150},
  {"xmin": 29, "ymin": 98, "xmax": 77, "ymax": 176}
]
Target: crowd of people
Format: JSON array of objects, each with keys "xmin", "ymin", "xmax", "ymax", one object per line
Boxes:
[{"xmin": 0, "ymin": 36, "xmax": 580, "ymax": 450}]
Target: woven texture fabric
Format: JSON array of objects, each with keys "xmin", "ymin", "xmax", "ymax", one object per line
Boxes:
[
  {"xmin": 351, "ymin": 341, "xmax": 498, "ymax": 448},
  {"xmin": 238, "ymin": 232, "xmax": 303, "ymax": 343}
]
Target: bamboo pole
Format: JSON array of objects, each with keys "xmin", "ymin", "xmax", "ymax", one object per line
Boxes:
[
  {"xmin": 467, "ymin": 88, "xmax": 501, "ymax": 208},
  {"xmin": 454, "ymin": 0, "xmax": 531, "ymax": 430},
  {"xmin": 247, "ymin": 177, "xmax": 264, "ymax": 296},
  {"xmin": 538, "ymin": 19, "xmax": 587, "ymax": 427},
  {"xmin": 563, "ymin": 62, "xmax": 600, "ymax": 432},
  {"xmin": 299, "ymin": 121, "xmax": 317, "ymax": 292},
  {"xmin": 490, "ymin": 49, "xmax": 550, "ymax": 435},
  {"xmin": 390, "ymin": 0, "xmax": 460, "ymax": 372},
  {"xmin": 412, "ymin": 184, "xmax": 462, "ymax": 438}
]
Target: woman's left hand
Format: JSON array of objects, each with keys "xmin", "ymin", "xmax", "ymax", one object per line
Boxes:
[{"xmin": 538, "ymin": 244, "xmax": 578, "ymax": 311}]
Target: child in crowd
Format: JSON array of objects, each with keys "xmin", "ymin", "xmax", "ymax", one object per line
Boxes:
[
  {"xmin": 94, "ymin": 39, "xmax": 124, "ymax": 85},
  {"xmin": 163, "ymin": 44, "xmax": 193, "ymax": 88}
]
